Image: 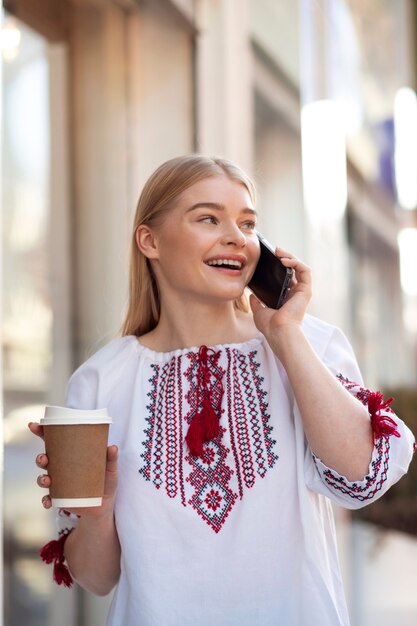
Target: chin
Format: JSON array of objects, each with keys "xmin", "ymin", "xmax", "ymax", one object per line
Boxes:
[
  {"xmin": 198, "ymin": 281, "xmax": 246, "ymax": 304},
  {"xmin": 218, "ymin": 288, "xmax": 246, "ymax": 302}
]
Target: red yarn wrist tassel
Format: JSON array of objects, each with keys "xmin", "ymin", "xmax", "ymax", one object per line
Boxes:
[
  {"xmin": 185, "ymin": 346, "xmax": 223, "ymax": 458},
  {"xmin": 40, "ymin": 531, "xmax": 74, "ymax": 588},
  {"xmin": 368, "ymin": 391, "xmax": 400, "ymax": 438}
]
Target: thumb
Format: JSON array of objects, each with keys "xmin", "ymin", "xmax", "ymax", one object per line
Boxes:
[
  {"xmin": 106, "ymin": 445, "xmax": 118, "ymax": 474},
  {"xmin": 104, "ymin": 445, "xmax": 118, "ymax": 498}
]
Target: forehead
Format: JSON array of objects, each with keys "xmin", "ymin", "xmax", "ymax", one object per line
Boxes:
[{"xmin": 175, "ymin": 175, "xmax": 254, "ymax": 208}]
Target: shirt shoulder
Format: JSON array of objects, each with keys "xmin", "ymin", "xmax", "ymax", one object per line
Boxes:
[
  {"xmin": 302, "ymin": 314, "xmax": 362, "ymax": 384},
  {"xmin": 301, "ymin": 314, "xmax": 338, "ymax": 358},
  {"xmin": 77, "ymin": 335, "xmax": 138, "ymax": 370},
  {"xmin": 65, "ymin": 335, "xmax": 139, "ymax": 409}
]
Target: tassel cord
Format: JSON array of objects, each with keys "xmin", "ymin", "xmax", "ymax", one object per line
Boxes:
[
  {"xmin": 367, "ymin": 391, "xmax": 400, "ymax": 439},
  {"xmin": 40, "ymin": 529, "xmax": 74, "ymax": 588},
  {"xmin": 185, "ymin": 346, "xmax": 223, "ymax": 457}
]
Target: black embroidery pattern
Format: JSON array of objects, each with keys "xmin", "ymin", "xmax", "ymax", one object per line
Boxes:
[{"xmin": 138, "ymin": 348, "xmax": 278, "ymax": 532}]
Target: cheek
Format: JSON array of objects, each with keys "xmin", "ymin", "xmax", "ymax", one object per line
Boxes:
[{"xmin": 248, "ymin": 240, "xmax": 261, "ymax": 265}]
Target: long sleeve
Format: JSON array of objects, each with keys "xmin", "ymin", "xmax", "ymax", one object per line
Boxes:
[
  {"xmin": 40, "ymin": 340, "xmax": 127, "ymax": 587},
  {"xmin": 304, "ymin": 325, "xmax": 415, "ymax": 510}
]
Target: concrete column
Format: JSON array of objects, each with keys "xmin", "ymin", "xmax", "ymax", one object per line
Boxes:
[
  {"xmin": 70, "ymin": 3, "xmax": 130, "ymax": 362},
  {"xmin": 125, "ymin": 0, "xmax": 194, "ymax": 209},
  {"xmin": 195, "ymin": 0, "xmax": 254, "ymax": 173},
  {"xmin": 48, "ymin": 43, "xmax": 73, "ymax": 399}
]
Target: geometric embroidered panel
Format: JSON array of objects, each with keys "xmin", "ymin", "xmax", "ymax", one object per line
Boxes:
[
  {"xmin": 318, "ymin": 374, "xmax": 392, "ymax": 502},
  {"xmin": 139, "ymin": 348, "xmax": 278, "ymax": 533}
]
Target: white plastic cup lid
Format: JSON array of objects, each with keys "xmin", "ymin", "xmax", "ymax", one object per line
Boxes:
[{"xmin": 41, "ymin": 405, "xmax": 112, "ymax": 426}]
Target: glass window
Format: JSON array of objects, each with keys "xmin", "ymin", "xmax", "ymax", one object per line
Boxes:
[{"xmin": 2, "ymin": 17, "xmax": 72, "ymax": 625}]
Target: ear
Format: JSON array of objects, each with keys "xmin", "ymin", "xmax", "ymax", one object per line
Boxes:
[{"xmin": 135, "ymin": 225, "xmax": 159, "ymax": 260}]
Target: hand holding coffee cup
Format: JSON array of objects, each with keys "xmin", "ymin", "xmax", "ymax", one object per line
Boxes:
[{"xmin": 29, "ymin": 407, "xmax": 117, "ymax": 514}]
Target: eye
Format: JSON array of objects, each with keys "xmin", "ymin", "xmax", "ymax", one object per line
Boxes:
[
  {"xmin": 241, "ymin": 220, "xmax": 256, "ymax": 231},
  {"xmin": 199, "ymin": 215, "xmax": 218, "ymax": 225}
]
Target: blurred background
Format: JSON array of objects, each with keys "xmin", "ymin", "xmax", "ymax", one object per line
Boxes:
[{"xmin": 1, "ymin": 0, "xmax": 417, "ymax": 624}]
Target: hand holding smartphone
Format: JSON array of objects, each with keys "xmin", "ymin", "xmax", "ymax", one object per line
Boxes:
[{"xmin": 248, "ymin": 234, "xmax": 293, "ymax": 309}]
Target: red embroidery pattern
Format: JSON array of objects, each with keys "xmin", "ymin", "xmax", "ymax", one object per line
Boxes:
[
  {"xmin": 153, "ymin": 362, "xmax": 169, "ymax": 489},
  {"xmin": 186, "ymin": 436, "xmax": 237, "ymax": 533},
  {"xmin": 225, "ymin": 349, "xmax": 244, "ymax": 498},
  {"xmin": 139, "ymin": 364, "xmax": 159, "ymax": 482},
  {"xmin": 184, "ymin": 350, "xmax": 237, "ymax": 532},
  {"xmin": 248, "ymin": 351, "xmax": 278, "ymax": 470},
  {"xmin": 205, "ymin": 488, "xmax": 222, "ymax": 510},
  {"xmin": 138, "ymin": 347, "xmax": 278, "ymax": 532},
  {"xmin": 165, "ymin": 358, "xmax": 179, "ymax": 498},
  {"xmin": 315, "ymin": 375, "xmax": 397, "ymax": 501},
  {"xmin": 177, "ymin": 355, "xmax": 187, "ymax": 507},
  {"xmin": 231, "ymin": 350, "xmax": 256, "ymax": 489},
  {"xmin": 237, "ymin": 354, "xmax": 268, "ymax": 478},
  {"xmin": 316, "ymin": 436, "xmax": 389, "ymax": 501}
]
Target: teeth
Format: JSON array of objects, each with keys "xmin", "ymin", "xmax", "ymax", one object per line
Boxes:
[{"xmin": 207, "ymin": 259, "xmax": 243, "ymax": 268}]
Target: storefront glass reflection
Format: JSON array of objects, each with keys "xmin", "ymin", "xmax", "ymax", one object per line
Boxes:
[{"xmin": 2, "ymin": 18, "xmax": 53, "ymax": 625}]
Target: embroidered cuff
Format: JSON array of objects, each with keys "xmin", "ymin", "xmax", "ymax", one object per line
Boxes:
[
  {"xmin": 40, "ymin": 509, "xmax": 80, "ymax": 588},
  {"xmin": 312, "ymin": 376, "xmax": 402, "ymax": 502},
  {"xmin": 336, "ymin": 374, "xmax": 401, "ymax": 440},
  {"xmin": 313, "ymin": 434, "xmax": 390, "ymax": 502}
]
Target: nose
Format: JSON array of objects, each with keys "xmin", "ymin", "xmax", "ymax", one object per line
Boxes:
[{"xmin": 220, "ymin": 222, "xmax": 247, "ymax": 247}]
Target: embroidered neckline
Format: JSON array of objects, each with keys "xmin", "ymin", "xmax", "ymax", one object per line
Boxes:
[
  {"xmin": 138, "ymin": 344, "xmax": 278, "ymax": 532},
  {"xmin": 132, "ymin": 334, "xmax": 264, "ymax": 362}
]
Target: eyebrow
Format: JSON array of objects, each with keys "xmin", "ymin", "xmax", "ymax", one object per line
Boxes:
[{"xmin": 186, "ymin": 202, "xmax": 257, "ymax": 216}]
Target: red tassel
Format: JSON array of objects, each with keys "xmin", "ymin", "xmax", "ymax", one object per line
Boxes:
[
  {"xmin": 40, "ymin": 531, "xmax": 73, "ymax": 588},
  {"xmin": 201, "ymin": 398, "xmax": 220, "ymax": 442},
  {"xmin": 185, "ymin": 346, "xmax": 223, "ymax": 457},
  {"xmin": 185, "ymin": 412, "xmax": 204, "ymax": 457},
  {"xmin": 367, "ymin": 391, "xmax": 400, "ymax": 438}
]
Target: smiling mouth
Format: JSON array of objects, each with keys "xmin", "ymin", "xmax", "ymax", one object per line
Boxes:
[{"xmin": 205, "ymin": 259, "xmax": 244, "ymax": 270}]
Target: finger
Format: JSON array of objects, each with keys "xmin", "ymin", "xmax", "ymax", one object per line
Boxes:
[
  {"xmin": 37, "ymin": 474, "xmax": 51, "ymax": 488},
  {"xmin": 293, "ymin": 260, "xmax": 311, "ymax": 283},
  {"xmin": 28, "ymin": 422, "xmax": 45, "ymax": 441},
  {"xmin": 42, "ymin": 494, "xmax": 52, "ymax": 510},
  {"xmin": 36, "ymin": 453, "xmax": 49, "ymax": 469},
  {"xmin": 280, "ymin": 256, "xmax": 310, "ymax": 277},
  {"xmin": 106, "ymin": 445, "xmax": 119, "ymax": 474},
  {"xmin": 283, "ymin": 260, "xmax": 312, "ymax": 298},
  {"xmin": 275, "ymin": 246, "xmax": 295, "ymax": 259}
]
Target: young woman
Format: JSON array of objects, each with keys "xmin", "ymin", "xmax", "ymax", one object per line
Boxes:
[{"xmin": 30, "ymin": 154, "xmax": 414, "ymax": 625}]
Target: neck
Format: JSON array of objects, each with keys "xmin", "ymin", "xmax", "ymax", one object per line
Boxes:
[{"xmin": 140, "ymin": 296, "xmax": 257, "ymax": 352}]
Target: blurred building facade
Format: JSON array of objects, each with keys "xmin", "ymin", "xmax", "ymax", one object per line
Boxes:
[{"xmin": 2, "ymin": 0, "xmax": 417, "ymax": 624}]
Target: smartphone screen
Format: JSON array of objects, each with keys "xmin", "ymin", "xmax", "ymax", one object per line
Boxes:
[{"xmin": 247, "ymin": 234, "xmax": 293, "ymax": 309}]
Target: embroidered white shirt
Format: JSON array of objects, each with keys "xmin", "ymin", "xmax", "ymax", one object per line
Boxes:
[{"xmin": 60, "ymin": 315, "xmax": 415, "ymax": 626}]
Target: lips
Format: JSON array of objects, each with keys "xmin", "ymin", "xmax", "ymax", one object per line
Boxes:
[
  {"xmin": 206, "ymin": 259, "xmax": 243, "ymax": 269},
  {"xmin": 204, "ymin": 255, "xmax": 247, "ymax": 270}
]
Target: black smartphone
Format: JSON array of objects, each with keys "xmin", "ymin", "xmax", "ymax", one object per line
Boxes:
[{"xmin": 248, "ymin": 234, "xmax": 293, "ymax": 309}]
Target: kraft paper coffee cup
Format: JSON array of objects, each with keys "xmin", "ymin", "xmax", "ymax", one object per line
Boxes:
[{"xmin": 41, "ymin": 406, "xmax": 112, "ymax": 508}]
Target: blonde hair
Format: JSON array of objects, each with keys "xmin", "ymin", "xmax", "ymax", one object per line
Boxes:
[{"xmin": 121, "ymin": 154, "xmax": 257, "ymax": 337}]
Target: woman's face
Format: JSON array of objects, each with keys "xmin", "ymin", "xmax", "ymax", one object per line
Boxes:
[{"xmin": 143, "ymin": 175, "xmax": 260, "ymax": 306}]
